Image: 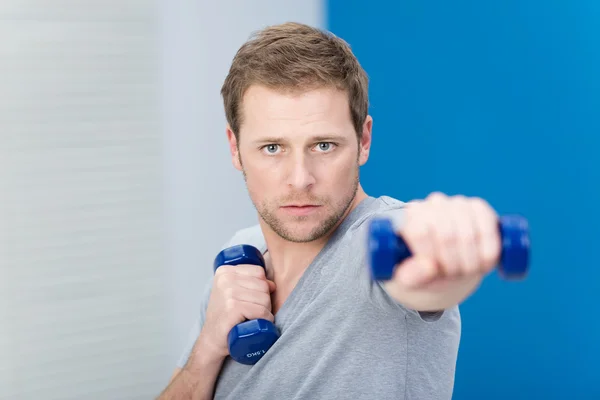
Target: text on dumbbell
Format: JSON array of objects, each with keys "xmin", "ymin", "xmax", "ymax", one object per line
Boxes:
[{"xmin": 246, "ymin": 350, "xmax": 266, "ymax": 358}]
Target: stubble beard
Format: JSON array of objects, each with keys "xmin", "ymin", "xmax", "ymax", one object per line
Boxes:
[{"xmin": 241, "ymin": 160, "xmax": 360, "ymax": 243}]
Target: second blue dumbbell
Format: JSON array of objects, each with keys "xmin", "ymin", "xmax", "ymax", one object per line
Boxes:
[
  {"xmin": 367, "ymin": 214, "xmax": 530, "ymax": 281},
  {"xmin": 213, "ymin": 244, "xmax": 280, "ymax": 365}
]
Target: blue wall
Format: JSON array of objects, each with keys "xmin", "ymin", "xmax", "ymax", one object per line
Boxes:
[{"xmin": 328, "ymin": 1, "xmax": 600, "ymax": 398}]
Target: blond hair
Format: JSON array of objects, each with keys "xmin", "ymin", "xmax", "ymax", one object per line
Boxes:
[{"xmin": 221, "ymin": 22, "xmax": 369, "ymax": 140}]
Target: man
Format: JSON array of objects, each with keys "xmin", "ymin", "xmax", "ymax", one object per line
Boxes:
[{"xmin": 159, "ymin": 22, "xmax": 502, "ymax": 399}]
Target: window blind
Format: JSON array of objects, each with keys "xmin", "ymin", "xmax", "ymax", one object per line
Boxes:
[{"xmin": 0, "ymin": 1, "xmax": 169, "ymax": 399}]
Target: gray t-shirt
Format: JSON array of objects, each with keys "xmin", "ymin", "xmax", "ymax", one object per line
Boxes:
[{"xmin": 177, "ymin": 196, "xmax": 461, "ymax": 399}]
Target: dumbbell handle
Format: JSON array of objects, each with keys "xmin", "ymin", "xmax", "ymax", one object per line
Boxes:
[{"xmin": 368, "ymin": 214, "xmax": 530, "ymax": 281}]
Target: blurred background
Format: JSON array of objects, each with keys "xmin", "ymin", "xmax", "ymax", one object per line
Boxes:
[{"xmin": 0, "ymin": 0, "xmax": 597, "ymax": 399}]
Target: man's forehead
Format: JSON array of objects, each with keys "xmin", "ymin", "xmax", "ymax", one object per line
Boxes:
[
  {"xmin": 242, "ymin": 85, "xmax": 348, "ymax": 110},
  {"xmin": 240, "ymin": 86, "xmax": 351, "ymax": 125}
]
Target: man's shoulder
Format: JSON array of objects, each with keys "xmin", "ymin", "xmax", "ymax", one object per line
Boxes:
[
  {"xmin": 364, "ymin": 195, "xmax": 407, "ymax": 216},
  {"xmin": 347, "ymin": 195, "xmax": 408, "ymax": 233},
  {"xmin": 221, "ymin": 223, "xmax": 266, "ymax": 252},
  {"xmin": 371, "ymin": 195, "xmax": 407, "ymax": 212},
  {"xmin": 196, "ymin": 224, "xmax": 265, "ymax": 302}
]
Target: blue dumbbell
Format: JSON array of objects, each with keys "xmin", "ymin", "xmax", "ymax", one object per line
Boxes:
[
  {"xmin": 367, "ymin": 215, "xmax": 530, "ymax": 281},
  {"xmin": 213, "ymin": 244, "xmax": 279, "ymax": 365}
]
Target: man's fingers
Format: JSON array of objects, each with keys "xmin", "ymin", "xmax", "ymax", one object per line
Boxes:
[
  {"xmin": 233, "ymin": 276, "xmax": 273, "ymax": 294},
  {"xmin": 453, "ymin": 196, "xmax": 480, "ymax": 276},
  {"xmin": 402, "ymin": 202, "xmax": 435, "ymax": 265},
  {"xmin": 215, "ymin": 264, "xmax": 267, "ymax": 279},
  {"xmin": 232, "ymin": 288, "xmax": 272, "ymax": 310},
  {"xmin": 470, "ymin": 197, "xmax": 501, "ymax": 273},
  {"xmin": 239, "ymin": 302, "xmax": 275, "ymax": 323},
  {"xmin": 394, "ymin": 256, "xmax": 439, "ymax": 288},
  {"xmin": 267, "ymin": 279, "xmax": 277, "ymax": 293},
  {"xmin": 400, "ymin": 194, "xmax": 500, "ymax": 281},
  {"xmin": 429, "ymin": 194, "xmax": 461, "ymax": 277}
]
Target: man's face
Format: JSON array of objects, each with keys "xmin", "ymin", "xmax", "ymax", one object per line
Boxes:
[{"xmin": 227, "ymin": 85, "xmax": 372, "ymax": 243}]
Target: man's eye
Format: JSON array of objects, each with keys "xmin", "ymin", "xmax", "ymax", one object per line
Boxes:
[
  {"xmin": 262, "ymin": 144, "xmax": 280, "ymax": 154},
  {"xmin": 316, "ymin": 142, "xmax": 335, "ymax": 152}
]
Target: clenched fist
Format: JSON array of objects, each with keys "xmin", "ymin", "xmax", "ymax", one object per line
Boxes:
[
  {"xmin": 393, "ymin": 192, "xmax": 501, "ymax": 289},
  {"xmin": 199, "ymin": 264, "xmax": 276, "ymax": 358}
]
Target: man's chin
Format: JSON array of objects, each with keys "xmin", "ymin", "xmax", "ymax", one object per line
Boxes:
[
  {"xmin": 278, "ymin": 232, "xmax": 322, "ymax": 243},
  {"xmin": 271, "ymin": 221, "xmax": 326, "ymax": 243},
  {"xmin": 260, "ymin": 207, "xmax": 342, "ymax": 242}
]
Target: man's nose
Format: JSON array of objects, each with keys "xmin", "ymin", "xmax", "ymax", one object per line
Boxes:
[{"xmin": 286, "ymin": 153, "xmax": 316, "ymax": 190}]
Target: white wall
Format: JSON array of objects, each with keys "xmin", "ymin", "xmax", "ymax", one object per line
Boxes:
[
  {"xmin": 161, "ymin": 0, "xmax": 324, "ymax": 369},
  {"xmin": 0, "ymin": 1, "xmax": 170, "ymax": 399},
  {"xmin": 0, "ymin": 1, "xmax": 323, "ymax": 398}
]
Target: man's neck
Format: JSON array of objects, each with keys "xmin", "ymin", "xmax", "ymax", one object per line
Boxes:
[{"xmin": 261, "ymin": 187, "xmax": 368, "ymax": 283}]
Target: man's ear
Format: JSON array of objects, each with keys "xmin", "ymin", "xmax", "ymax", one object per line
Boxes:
[
  {"xmin": 226, "ymin": 125, "xmax": 242, "ymax": 171},
  {"xmin": 358, "ymin": 115, "xmax": 373, "ymax": 166}
]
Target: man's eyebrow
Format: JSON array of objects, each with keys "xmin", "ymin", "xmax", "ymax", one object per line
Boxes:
[
  {"xmin": 311, "ymin": 135, "xmax": 348, "ymax": 142},
  {"xmin": 252, "ymin": 137, "xmax": 285, "ymax": 145},
  {"xmin": 251, "ymin": 134, "xmax": 348, "ymax": 145}
]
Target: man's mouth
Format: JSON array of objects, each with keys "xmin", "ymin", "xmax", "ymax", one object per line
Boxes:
[{"xmin": 280, "ymin": 205, "xmax": 321, "ymax": 216}]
